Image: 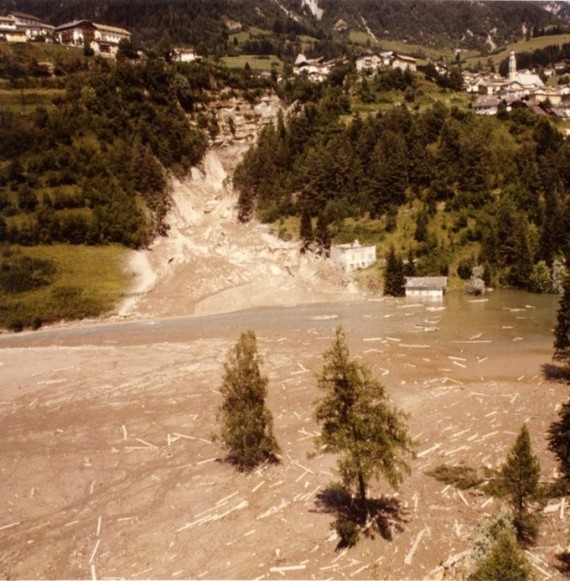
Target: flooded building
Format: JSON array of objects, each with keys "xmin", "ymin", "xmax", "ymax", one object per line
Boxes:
[{"xmin": 405, "ymin": 276, "xmax": 447, "ymax": 298}]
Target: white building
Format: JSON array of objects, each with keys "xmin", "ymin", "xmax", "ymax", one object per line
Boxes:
[
  {"xmin": 0, "ymin": 15, "xmax": 26, "ymax": 43},
  {"xmin": 10, "ymin": 12, "xmax": 54, "ymax": 40},
  {"xmin": 330, "ymin": 240, "xmax": 376, "ymax": 272},
  {"xmin": 172, "ymin": 48, "xmax": 200, "ymax": 63},
  {"xmin": 405, "ymin": 276, "xmax": 447, "ymax": 298},
  {"xmin": 55, "ymin": 20, "xmax": 131, "ymax": 56}
]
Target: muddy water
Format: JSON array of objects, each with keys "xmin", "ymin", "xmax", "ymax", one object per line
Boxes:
[{"xmin": 0, "ymin": 290, "xmax": 559, "ymax": 381}]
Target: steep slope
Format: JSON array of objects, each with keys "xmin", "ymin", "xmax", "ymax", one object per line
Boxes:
[{"xmin": 119, "ymin": 93, "xmax": 358, "ymax": 319}]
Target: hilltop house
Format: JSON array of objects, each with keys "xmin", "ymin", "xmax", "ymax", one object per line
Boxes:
[
  {"xmin": 355, "ymin": 50, "xmax": 417, "ymax": 73},
  {"xmin": 55, "ymin": 20, "xmax": 131, "ymax": 56},
  {"xmin": 404, "ymin": 277, "xmax": 447, "ymax": 298},
  {"xmin": 293, "ymin": 53, "xmax": 338, "ymax": 82},
  {"xmin": 330, "ymin": 240, "xmax": 376, "ymax": 272}
]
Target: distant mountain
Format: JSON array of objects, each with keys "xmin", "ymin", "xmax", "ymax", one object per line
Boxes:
[{"xmin": 0, "ymin": 0, "xmax": 565, "ymax": 53}]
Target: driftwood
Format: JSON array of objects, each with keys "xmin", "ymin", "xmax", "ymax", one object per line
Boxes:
[{"xmin": 404, "ymin": 528, "xmax": 428, "ymax": 565}]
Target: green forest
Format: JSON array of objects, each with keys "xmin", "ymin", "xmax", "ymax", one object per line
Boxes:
[{"xmin": 235, "ymin": 74, "xmax": 570, "ymax": 293}]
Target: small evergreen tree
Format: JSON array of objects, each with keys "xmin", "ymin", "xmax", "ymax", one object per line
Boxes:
[
  {"xmin": 553, "ymin": 265, "xmax": 570, "ymax": 366},
  {"xmin": 217, "ymin": 330, "xmax": 280, "ymax": 471},
  {"xmin": 313, "ymin": 328, "xmax": 415, "ymax": 507},
  {"xmin": 548, "ymin": 400, "xmax": 570, "ymax": 486},
  {"xmin": 501, "ymin": 424, "xmax": 541, "ymax": 541}
]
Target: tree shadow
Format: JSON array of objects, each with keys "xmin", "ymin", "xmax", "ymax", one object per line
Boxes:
[
  {"xmin": 314, "ymin": 485, "xmax": 409, "ymax": 550},
  {"xmin": 541, "ymin": 363, "xmax": 570, "ymax": 383},
  {"xmin": 554, "ymin": 550, "xmax": 570, "ymax": 574}
]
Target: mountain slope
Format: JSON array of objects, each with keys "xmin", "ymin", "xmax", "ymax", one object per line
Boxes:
[{"xmin": 1, "ymin": 0, "xmax": 565, "ymax": 52}]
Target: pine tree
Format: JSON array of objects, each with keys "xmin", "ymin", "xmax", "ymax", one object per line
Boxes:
[
  {"xmin": 384, "ymin": 245, "xmax": 406, "ymax": 297},
  {"xmin": 554, "ymin": 266, "xmax": 570, "ymax": 365},
  {"xmin": 313, "ymin": 328, "xmax": 415, "ymax": 506},
  {"xmin": 217, "ymin": 330, "xmax": 280, "ymax": 471}
]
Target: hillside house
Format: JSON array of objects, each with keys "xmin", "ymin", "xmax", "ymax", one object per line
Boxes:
[
  {"xmin": 10, "ymin": 12, "xmax": 54, "ymax": 40},
  {"xmin": 55, "ymin": 20, "xmax": 131, "ymax": 56},
  {"xmin": 330, "ymin": 240, "xmax": 376, "ymax": 272},
  {"xmin": 172, "ymin": 48, "xmax": 200, "ymax": 63},
  {"xmin": 0, "ymin": 15, "xmax": 26, "ymax": 43},
  {"xmin": 391, "ymin": 53, "xmax": 417, "ymax": 72},
  {"xmin": 405, "ymin": 276, "xmax": 447, "ymax": 298},
  {"xmin": 294, "ymin": 53, "xmax": 337, "ymax": 82},
  {"xmin": 355, "ymin": 50, "xmax": 417, "ymax": 74},
  {"xmin": 355, "ymin": 51, "xmax": 384, "ymax": 73},
  {"xmin": 473, "ymin": 96, "xmax": 501, "ymax": 115}
]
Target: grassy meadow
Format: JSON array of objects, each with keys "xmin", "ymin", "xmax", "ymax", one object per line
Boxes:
[{"xmin": 0, "ymin": 244, "xmax": 131, "ymax": 331}]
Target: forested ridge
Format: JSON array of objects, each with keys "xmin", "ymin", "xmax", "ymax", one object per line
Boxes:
[
  {"xmin": 0, "ymin": 0, "xmax": 565, "ymax": 55},
  {"xmin": 235, "ymin": 77, "xmax": 570, "ymax": 292}
]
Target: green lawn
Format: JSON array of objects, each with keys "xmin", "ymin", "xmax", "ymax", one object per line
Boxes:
[
  {"xmin": 0, "ymin": 87, "xmax": 63, "ymax": 114},
  {"xmin": 0, "ymin": 244, "xmax": 131, "ymax": 330},
  {"xmin": 220, "ymin": 54, "xmax": 283, "ymax": 71}
]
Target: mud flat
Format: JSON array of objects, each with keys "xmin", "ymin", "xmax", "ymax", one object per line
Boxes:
[{"xmin": 0, "ymin": 292, "xmax": 567, "ymax": 580}]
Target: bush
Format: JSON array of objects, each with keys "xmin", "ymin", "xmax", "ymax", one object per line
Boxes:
[
  {"xmin": 0, "ymin": 255, "xmax": 56, "ymax": 293},
  {"xmin": 426, "ymin": 463, "xmax": 483, "ymax": 490}
]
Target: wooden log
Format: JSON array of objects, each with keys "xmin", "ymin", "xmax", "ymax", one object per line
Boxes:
[
  {"xmin": 417, "ymin": 443, "xmax": 441, "ymax": 458},
  {"xmin": 252, "ymin": 481, "xmax": 265, "ymax": 493},
  {"xmin": 89, "ymin": 539, "xmax": 100, "ymax": 564},
  {"xmin": 216, "ymin": 491, "xmax": 238, "ymax": 506},
  {"xmin": 0, "ymin": 522, "xmax": 21, "ymax": 532},
  {"xmin": 269, "ymin": 565, "xmax": 307, "ymax": 573},
  {"xmin": 135, "ymin": 438, "xmax": 157, "ymax": 449},
  {"xmin": 404, "ymin": 528, "xmax": 427, "ymax": 565},
  {"xmin": 457, "ymin": 491, "xmax": 469, "ymax": 506}
]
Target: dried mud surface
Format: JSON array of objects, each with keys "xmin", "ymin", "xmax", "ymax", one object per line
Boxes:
[{"xmin": 1, "ymin": 105, "xmax": 569, "ymax": 579}]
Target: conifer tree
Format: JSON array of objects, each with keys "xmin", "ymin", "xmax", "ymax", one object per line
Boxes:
[
  {"xmin": 384, "ymin": 245, "xmax": 406, "ymax": 297},
  {"xmin": 553, "ymin": 265, "xmax": 570, "ymax": 366},
  {"xmin": 313, "ymin": 328, "xmax": 415, "ymax": 507},
  {"xmin": 217, "ymin": 330, "xmax": 280, "ymax": 471}
]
